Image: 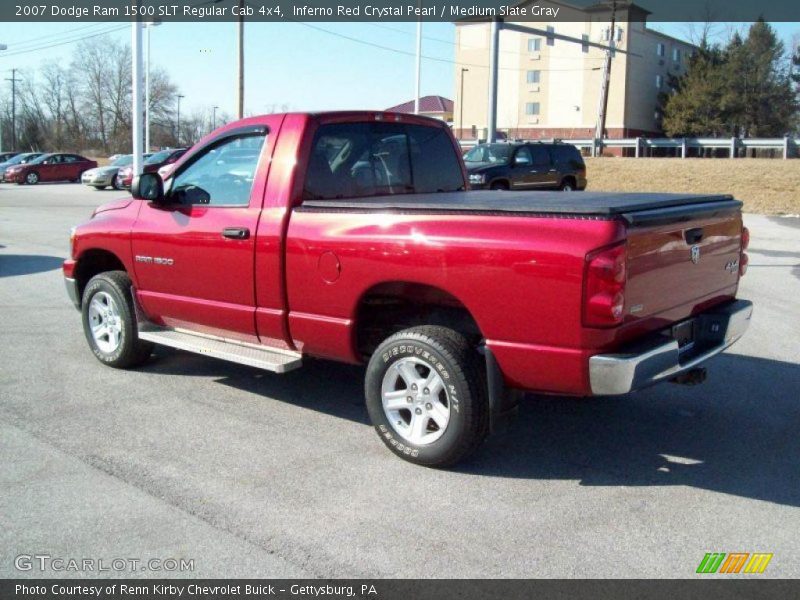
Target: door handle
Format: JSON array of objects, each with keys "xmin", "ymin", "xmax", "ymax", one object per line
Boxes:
[{"xmin": 222, "ymin": 227, "xmax": 250, "ymax": 240}]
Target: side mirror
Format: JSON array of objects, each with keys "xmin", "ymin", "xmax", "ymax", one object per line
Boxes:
[{"xmin": 131, "ymin": 172, "xmax": 165, "ymax": 203}]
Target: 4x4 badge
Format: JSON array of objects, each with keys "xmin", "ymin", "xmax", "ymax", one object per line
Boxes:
[{"xmin": 691, "ymin": 245, "xmax": 701, "ymax": 264}]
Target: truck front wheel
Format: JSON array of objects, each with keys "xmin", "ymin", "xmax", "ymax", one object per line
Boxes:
[
  {"xmin": 81, "ymin": 271, "xmax": 153, "ymax": 369},
  {"xmin": 365, "ymin": 326, "xmax": 490, "ymax": 467}
]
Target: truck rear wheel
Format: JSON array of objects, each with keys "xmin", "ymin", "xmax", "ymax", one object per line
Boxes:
[
  {"xmin": 81, "ymin": 271, "xmax": 153, "ymax": 369},
  {"xmin": 365, "ymin": 326, "xmax": 490, "ymax": 467}
]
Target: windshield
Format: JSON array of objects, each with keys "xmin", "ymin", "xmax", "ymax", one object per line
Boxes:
[
  {"xmin": 463, "ymin": 144, "xmax": 514, "ymax": 164},
  {"xmin": 145, "ymin": 150, "xmax": 172, "ymax": 165},
  {"xmin": 6, "ymin": 153, "xmax": 41, "ymax": 166},
  {"xmin": 27, "ymin": 154, "xmax": 52, "ymax": 165},
  {"xmin": 111, "ymin": 154, "xmax": 133, "ymax": 167}
]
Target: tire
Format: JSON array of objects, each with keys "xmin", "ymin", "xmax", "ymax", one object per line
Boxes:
[
  {"xmin": 93, "ymin": 186, "xmax": 108, "ymax": 190},
  {"xmin": 365, "ymin": 326, "xmax": 490, "ymax": 467},
  {"xmin": 489, "ymin": 181, "xmax": 509, "ymax": 191},
  {"xmin": 112, "ymin": 175, "xmax": 123, "ymax": 190},
  {"xmin": 559, "ymin": 178, "xmax": 576, "ymax": 191},
  {"xmin": 81, "ymin": 271, "xmax": 153, "ymax": 369},
  {"xmin": 25, "ymin": 171, "xmax": 39, "ymax": 185}
]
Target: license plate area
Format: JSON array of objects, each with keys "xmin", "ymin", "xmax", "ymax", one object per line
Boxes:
[{"xmin": 672, "ymin": 319, "xmax": 697, "ymax": 355}]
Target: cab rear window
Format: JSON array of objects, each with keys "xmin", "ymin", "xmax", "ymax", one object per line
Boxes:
[{"xmin": 303, "ymin": 122, "xmax": 464, "ymax": 201}]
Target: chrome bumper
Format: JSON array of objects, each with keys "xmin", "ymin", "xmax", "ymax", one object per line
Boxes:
[
  {"xmin": 65, "ymin": 277, "xmax": 80, "ymax": 310},
  {"xmin": 589, "ymin": 300, "xmax": 753, "ymax": 396}
]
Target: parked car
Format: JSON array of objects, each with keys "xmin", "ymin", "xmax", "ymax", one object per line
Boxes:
[
  {"xmin": 118, "ymin": 148, "xmax": 188, "ymax": 189},
  {"xmin": 5, "ymin": 153, "xmax": 97, "ymax": 185},
  {"xmin": 81, "ymin": 154, "xmax": 152, "ymax": 191},
  {"xmin": 0, "ymin": 151, "xmax": 19, "ymax": 163},
  {"xmin": 64, "ymin": 112, "xmax": 751, "ymax": 467},
  {"xmin": 0, "ymin": 152, "xmax": 43, "ymax": 182},
  {"xmin": 464, "ymin": 142, "xmax": 587, "ymax": 191}
]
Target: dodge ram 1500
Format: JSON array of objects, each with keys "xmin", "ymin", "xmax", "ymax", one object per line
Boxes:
[{"xmin": 64, "ymin": 111, "xmax": 752, "ymax": 466}]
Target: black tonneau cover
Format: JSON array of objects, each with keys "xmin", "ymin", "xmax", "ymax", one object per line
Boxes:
[{"xmin": 302, "ymin": 191, "xmax": 741, "ymax": 224}]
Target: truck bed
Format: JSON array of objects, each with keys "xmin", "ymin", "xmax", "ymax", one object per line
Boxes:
[{"xmin": 302, "ymin": 191, "xmax": 741, "ymax": 224}]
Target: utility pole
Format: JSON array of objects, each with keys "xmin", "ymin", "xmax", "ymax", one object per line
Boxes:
[
  {"xmin": 459, "ymin": 68, "xmax": 469, "ymax": 140},
  {"xmin": 594, "ymin": 0, "xmax": 618, "ymax": 156},
  {"xmin": 414, "ymin": 19, "xmax": 422, "ymax": 114},
  {"xmin": 236, "ymin": 0, "xmax": 244, "ymax": 119},
  {"xmin": 212, "ymin": 105, "xmax": 219, "ymax": 131},
  {"xmin": 176, "ymin": 94, "xmax": 184, "ymax": 145},
  {"xmin": 5, "ymin": 68, "xmax": 20, "ymax": 150}
]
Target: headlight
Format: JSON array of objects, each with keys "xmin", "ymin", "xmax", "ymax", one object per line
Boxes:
[{"xmin": 469, "ymin": 173, "xmax": 486, "ymax": 184}]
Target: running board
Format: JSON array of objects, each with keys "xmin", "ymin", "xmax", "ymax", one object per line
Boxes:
[{"xmin": 138, "ymin": 327, "xmax": 302, "ymax": 373}]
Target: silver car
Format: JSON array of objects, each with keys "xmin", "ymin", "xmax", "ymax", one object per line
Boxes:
[{"xmin": 81, "ymin": 153, "xmax": 151, "ymax": 190}]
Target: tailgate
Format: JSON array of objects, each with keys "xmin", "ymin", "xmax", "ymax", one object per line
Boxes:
[{"xmin": 624, "ymin": 206, "xmax": 743, "ymax": 322}]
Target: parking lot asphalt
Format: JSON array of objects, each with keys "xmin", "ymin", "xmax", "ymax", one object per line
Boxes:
[{"xmin": 1, "ymin": 182, "xmax": 799, "ymax": 579}]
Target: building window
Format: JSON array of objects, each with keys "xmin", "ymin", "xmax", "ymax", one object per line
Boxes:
[
  {"xmin": 673, "ymin": 48, "xmax": 680, "ymax": 61},
  {"xmin": 546, "ymin": 26, "xmax": 555, "ymax": 46},
  {"xmin": 581, "ymin": 34, "xmax": 589, "ymax": 53},
  {"xmin": 526, "ymin": 70, "xmax": 541, "ymax": 84},
  {"xmin": 528, "ymin": 38, "xmax": 541, "ymax": 52},
  {"xmin": 525, "ymin": 102, "xmax": 540, "ymax": 116},
  {"xmin": 657, "ymin": 42, "xmax": 665, "ymax": 57},
  {"xmin": 656, "ymin": 75, "xmax": 663, "ymax": 89}
]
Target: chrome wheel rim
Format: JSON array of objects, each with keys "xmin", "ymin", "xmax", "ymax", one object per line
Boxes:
[
  {"xmin": 88, "ymin": 291, "xmax": 122, "ymax": 353},
  {"xmin": 381, "ymin": 357, "xmax": 450, "ymax": 445}
]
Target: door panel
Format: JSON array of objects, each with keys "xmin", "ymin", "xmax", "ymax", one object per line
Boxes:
[{"xmin": 132, "ymin": 125, "xmax": 273, "ymax": 342}]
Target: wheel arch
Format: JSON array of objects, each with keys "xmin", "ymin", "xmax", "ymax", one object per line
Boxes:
[
  {"xmin": 353, "ymin": 281, "xmax": 483, "ymax": 360},
  {"xmin": 73, "ymin": 248, "xmax": 128, "ymax": 303}
]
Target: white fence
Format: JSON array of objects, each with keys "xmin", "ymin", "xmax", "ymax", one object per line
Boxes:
[{"xmin": 459, "ymin": 136, "xmax": 799, "ymax": 159}]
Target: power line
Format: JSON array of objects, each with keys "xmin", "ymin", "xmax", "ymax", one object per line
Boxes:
[
  {"xmin": 1, "ymin": 25, "xmax": 129, "ymax": 58},
  {"xmin": 7, "ymin": 22, "xmax": 114, "ymax": 50},
  {"xmin": 294, "ymin": 22, "xmax": 600, "ymax": 73},
  {"xmin": 364, "ymin": 22, "xmax": 606, "ymax": 60}
]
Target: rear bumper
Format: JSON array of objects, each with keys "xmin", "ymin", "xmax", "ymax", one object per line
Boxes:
[{"xmin": 589, "ymin": 299, "xmax": 753, "ymax": 395}]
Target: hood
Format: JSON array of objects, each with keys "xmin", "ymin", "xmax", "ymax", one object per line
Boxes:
[
  {"xmin": 465, "ymin": 162, "xmax": 506, "ymax": 173},
  {"xmin": 92, "ymin": 198, "xmax": 134, "ymax": 217},
  {"xmin": 96, "ymin": 165, "xmax": 121, "ymax": 175}
]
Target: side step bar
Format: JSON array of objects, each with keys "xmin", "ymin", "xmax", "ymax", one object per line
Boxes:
[{"xmin": 137, "ymin": 326, "xmax": 303, "ymax": 373}]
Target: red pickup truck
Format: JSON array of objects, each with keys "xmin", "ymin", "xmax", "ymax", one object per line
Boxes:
[{"xmin": 63, "ymin": 112, "xmax": 752, "ymax": 466}]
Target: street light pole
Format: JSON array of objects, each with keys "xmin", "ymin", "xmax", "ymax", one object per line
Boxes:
[
  {"xmin": 132, "ymin": 22, "xmax": 144, "ymax": 177},
  {"xmin": 144, "ymin": 21, "xmax": 161, "ymax": 153},
  {"xmin": 176, "ymin": 94, "xmax": 185, "ymax": 145},
  {"xmin": 459, "ymin": 68, "xmax": 468, "ymax": 140},
  {"xmin": 236, "ymin": 0, "xmax": 244, "ymax": 119},
  {"xmin": 212, "ymin": 105, "xmax": 219, "ymax": 131},
  {"xmin": 0, "ymin": 44, "xmax": 6, "ymax": 152}
]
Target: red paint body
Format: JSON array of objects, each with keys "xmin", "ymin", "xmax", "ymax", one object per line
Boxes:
[
  {"xmin": 6, "ymin": 153, "xmax": 96, "ymax": 184},
  {"xmin": 65, "ymin": 112, "xmax": 745, "ymax": 396}
]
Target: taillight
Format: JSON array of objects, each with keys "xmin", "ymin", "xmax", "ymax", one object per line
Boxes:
[
  {"xmin": 583, "ymin": 242, "xmax": 627, "ymax": 328},
  {"xmin": 739, "ymin": 226, "xmax": 749, "ymax": 277}
]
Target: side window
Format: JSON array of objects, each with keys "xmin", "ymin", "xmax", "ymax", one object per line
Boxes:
[
  {"xmin": 169, "ymin": 133, "xmax": 266, "ymax": 206},
  {"xmin": 514, "ymin": 147, "xmax": 532, "ymax": 165},
  {"xmin": 530, "ymin": 146, "xmax": 551, "ymax": 167},
  {"xmin": 63, "ymin": 155, "xmax": 78, "ymax": 163},
  {"xmin": 303, "ymin": 122, "xmax": 463, "ymax": 200}
]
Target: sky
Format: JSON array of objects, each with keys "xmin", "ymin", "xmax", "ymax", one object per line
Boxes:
[{"xmin": 1, "ymin": 20, "xmax": 798, "ymax": 118}]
